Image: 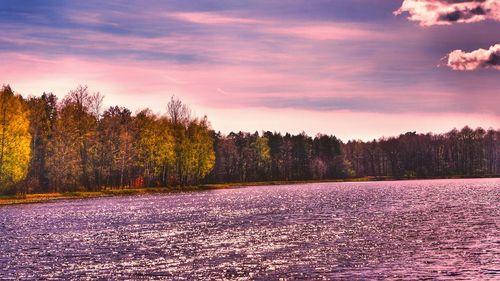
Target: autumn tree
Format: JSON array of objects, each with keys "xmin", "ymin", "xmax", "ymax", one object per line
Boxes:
[
  {"xmin": 251, "ymin": 134, "xmax": 271, "ymax": 180},
  {"xmin": 167, "ymin": 97, "xmax": 215, "ymax": 185},
  {"xmin": 183, "ymin": 117, "xmax": 216, "ymax": 184},
  {"xmin": 133, "ymin": 109, "xmax": 175, "ymax": 187},
  {"xmin": 98, "ymin": 106, "xmax": 135, "ymax": 187},
  {"xmin": 46, "ymin": 86, "xmax": 102, "ymax": 191},
  {"xmin": 2, "ymin": 85, "xmax": 498, "ymax": 194},
  {"xmin": 26, "ymin": 93, "xmax": 58, "ymax": 193},
  {"xmin": 0, "ymin": 86, "xmax": 31, "ymax": 194}
]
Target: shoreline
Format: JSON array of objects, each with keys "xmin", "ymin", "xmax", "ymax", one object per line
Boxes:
[{"xmin": 1, "ymin": 175, "xmax": 498, "ymax": 206}]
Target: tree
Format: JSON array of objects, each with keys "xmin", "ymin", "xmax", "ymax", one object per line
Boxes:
[
  {"xmin": 167, "ymin": 97, "xmax": 215, "ymax": 185},
  {"xmin": 26, "ymin": 93, "xmax": 58, "ymax": 192},
  {"xmin": 0, "ymin": 86, "xmax": 31, "ymax": 194},
  {"xmin": 252, "ymin": 134, "xmax": 271, "ymax": 180},
  {"xmin": 46, "ymin": 86, "xmax": 101, "ymax": 191},
  {"xmin": 98, "ymin": 106, "xmax": 135, "ymax": 187},
  {"xmin": 133, "ymin": 109, "xmax": 175, "ymax": 187},
  {"xmin": 210, "ymin": 132, "xmax": 240, "ymax": 182},
  {"xmin": 3, "ymin": 85, "xmax": 499, "ymax": 194},
  {"xmin": 291, "ymin": 132, "xmax": 312, "ymax": 180},
  {"xmin": 184, "ymin": 117, "xmax": 216, "ymax": 184},
  {"xmin": 484, "ymin": 129, "xmax": 499, "ymax": 175},
  {"xmin": 313, "ymin": 134, "xmax": 343, "ymax": 178}
]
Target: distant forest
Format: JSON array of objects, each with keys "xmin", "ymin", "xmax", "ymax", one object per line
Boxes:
[{"xmin": 1, "ymin": 85, "xmax": 499, "ymax": 194}]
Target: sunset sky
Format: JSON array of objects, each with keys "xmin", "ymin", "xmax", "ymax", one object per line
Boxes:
[{"xmin": 1, "ymin": 0, "xmax": 498, "ymax": 140}]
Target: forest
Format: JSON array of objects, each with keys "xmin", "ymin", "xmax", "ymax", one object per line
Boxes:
[{"xmin": 1, "ymin": 85, "xmax": 499, "ymax": 195}]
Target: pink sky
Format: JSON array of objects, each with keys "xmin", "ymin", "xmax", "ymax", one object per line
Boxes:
[{"xmin": 1, "ymin": 1, "xmax": 498, "ymax": 140}]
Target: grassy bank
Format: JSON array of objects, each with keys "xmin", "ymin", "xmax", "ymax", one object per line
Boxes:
[
  {"xmin": 0, "ymin": 178, "xmax": 373, "ymax": 206},
  {"xmin": 0, "ymin": 187, "xmax": 208, "ymax": 206},
  {"xmin": 1, "ymin": 176, "xmax": 497, "ymax": 206}
]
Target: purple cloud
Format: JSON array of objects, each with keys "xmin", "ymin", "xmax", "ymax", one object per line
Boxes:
[
  {"xmin": 447, "ymin": 44, "xmax": 499, "ymax": 70},
  {"xmin": 395, "ymin": 0, "xmax": 499, "ymax": 26}
]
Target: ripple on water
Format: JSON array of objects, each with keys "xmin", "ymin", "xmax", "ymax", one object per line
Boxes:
[{"xmin": 0, "ymin": 178, "xmax": 499, "ymax": 280}]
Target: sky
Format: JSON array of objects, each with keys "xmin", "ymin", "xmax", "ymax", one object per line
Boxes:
[{"xmin": 1, "ymin": 0, "xmax": 498, "ymax": 141}]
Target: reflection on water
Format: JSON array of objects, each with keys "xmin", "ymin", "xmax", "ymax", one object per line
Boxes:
[{"xmin": 1, "ymin": 178, "xmax": 499, "ymax": 280}]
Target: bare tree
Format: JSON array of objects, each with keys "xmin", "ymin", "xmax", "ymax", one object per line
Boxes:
[{"xmin": 167, "ymin": 96, "xmax": 191, "ymax": 126}]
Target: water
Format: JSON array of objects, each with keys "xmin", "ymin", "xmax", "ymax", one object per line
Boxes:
[{"xmin": 0, "ymin": 179, "xmax": 499, "ymax": 280}]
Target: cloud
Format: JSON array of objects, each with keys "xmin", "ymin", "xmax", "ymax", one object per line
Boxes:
[
  {"xmin": 447, "ymin": 44, "xmax": 499, "ymax": 70},
  {"xmin": 394, "ymin": 0, "xmax": 500, "ymax": 26},
  {"xmin": 2, "ymin": 0, "xmax": 499, "ymax": 134},
  {"xmin": 262, "ymin": 23, "xmax": 390, "ymax": 41},
  {"xmin": 244, "ymin": 90, "xmax": 500, "ymax": 114},
  {"xmin": 166, "ymin": 12, "xmax": 263, "ymax": 25},
  {"xmin": 166, "ymin": 11, "xmax": 390, "ymax": 42}
]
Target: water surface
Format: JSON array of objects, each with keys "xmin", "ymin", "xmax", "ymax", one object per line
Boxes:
[{"xmin": 1, "ymin": 178, "xmax": 499, "ymax": 280}]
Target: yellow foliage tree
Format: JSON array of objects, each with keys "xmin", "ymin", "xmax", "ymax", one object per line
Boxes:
[
  {"xmin": 134, "ymin": 109, "xmax": 175, "ymax": 186},
  {"xmin": 167, "ymin": 97, "xmax": 215, "ymax": 185},
  {"xmin": 185, "ymin": 117, "xmax": 216, "ymax": 184},
  {"xmin": 0, "ymin": 86, "xmax": 31, "ymax": 192}
]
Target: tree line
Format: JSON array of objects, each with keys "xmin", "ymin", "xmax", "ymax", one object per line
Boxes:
[
  {"xmin": 0, "ymin": 85, "xmax": 499, "ymax": 194},
  {"xmin": 208, "ymin": 128, "xmax": 499, "ymax": 183},
  {"xmin": 0, "ymin": 85, "xmax": 214, "ymax": 194}
]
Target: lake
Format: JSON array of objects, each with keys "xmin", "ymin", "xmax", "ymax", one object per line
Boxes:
[{"xmin": 0, "ymin": 178, "xmax": 499, "ymax": 280}]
